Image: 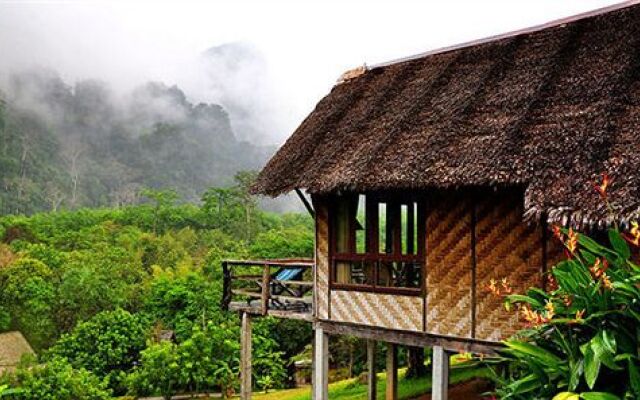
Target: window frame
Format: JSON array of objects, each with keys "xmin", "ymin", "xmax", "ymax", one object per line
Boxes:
[{"xmin": 328, "ymin": 192, "xmax": 426, "ymax": 296}]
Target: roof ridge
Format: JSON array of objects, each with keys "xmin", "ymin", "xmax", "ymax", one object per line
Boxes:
[{"xmin": 369, "ymin": 0, "xmax": 640, "ymax": 70}]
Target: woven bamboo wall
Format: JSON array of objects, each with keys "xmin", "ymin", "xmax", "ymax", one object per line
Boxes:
[
  {"xmin": 330, "ymin": 290, "xmax": 423, "ymax": 331},
  {"xmin": 474, "ymin": 191, "xmax": 544, "ymax": 341},
  {"xmin": 425, "ymin": 192, "xmax": 473, "ymax": 338},
  {"xmin": 313, "ymin": 196, "xmax": 330, "ymax": 320}
]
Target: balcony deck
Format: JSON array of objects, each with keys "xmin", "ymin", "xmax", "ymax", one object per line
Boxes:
[{"xmin": 221, "ymin": 258, "xmax": 314, "ymax": 322}]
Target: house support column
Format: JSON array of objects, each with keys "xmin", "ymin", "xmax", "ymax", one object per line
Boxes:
[
  {"xmin": 240, "ymin": 312, "xmax": 252, "ymax": 400},
  {"xmin": 386, "ymin": 343, "xmax": 398, "ymax": 400},
  {"xmin": 432, "ymin": 345, "xmax": 449, "ymax": 400},
  {"xmin": 367, "ymin": 340, "xmax": 377, "ymax": 400},
  {"xmin": 313, "ymin": 327, "xmax": 329, "ymax": 400}
]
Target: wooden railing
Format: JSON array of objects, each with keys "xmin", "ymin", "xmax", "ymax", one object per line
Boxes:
[{"xmin": 221, "ymin": 259, "xmax": 314, "ymax": 315}]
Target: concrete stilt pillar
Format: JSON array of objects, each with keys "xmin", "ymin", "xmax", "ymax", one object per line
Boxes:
[
  {"xmin": 240, "ymin": 312, "xmax": 252, "ymax": 400},
  {"xmin": 313, "ymin": 328, "xmax": 329, "ymax": 400},
  {"xmin": 432, "ymin": 345, "xmax": 449, "ymax": 400},
  {"xmin": 367, "ymin": 340, "xmax": 377, "ymax": 400},
  {"xmin": 386, "ymin": 343, "xmax": 398, "ymax": 400}
]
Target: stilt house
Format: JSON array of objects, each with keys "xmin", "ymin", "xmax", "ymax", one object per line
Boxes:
[{"xmin": 223, "ymin": 3, "xmax": 640, "ymax": 399}]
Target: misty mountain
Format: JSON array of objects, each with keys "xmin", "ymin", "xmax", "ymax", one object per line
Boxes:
[
  {"xmin": 200, "ymin": 42, "xmax": 283, "ymax": 145},
  {"xmin": 0, "ymin": 69, "xmax": 276, "ymax": 215}
]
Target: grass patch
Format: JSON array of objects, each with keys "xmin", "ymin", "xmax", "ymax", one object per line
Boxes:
[{"xmin": 252, "ymin": 363, "xmax": 491, "ymax": 400}]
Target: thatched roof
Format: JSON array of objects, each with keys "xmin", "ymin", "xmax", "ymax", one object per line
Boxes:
[
  {"xmin": 0, "ymin": 331, "xmax": 34, "ymax": 373},
  {"xmin": 254, "ymin": 2, "xmax": 640, "ymax": 227}
]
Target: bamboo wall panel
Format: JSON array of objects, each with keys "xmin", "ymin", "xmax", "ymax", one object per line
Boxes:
[
  {"xmin": 475, "ymin": 191, "xmax": 544, "ymax": 341},
  {"xmin": 426, "ymin": 193, "xmax": 473, "ymax": 338},
  {"xmin": 314, "ymin": 198, "xmax": 330, "ymax": 320},
  {"xmin": 330, "ymin": 290, "xmax": 423, "ymax": 332}
]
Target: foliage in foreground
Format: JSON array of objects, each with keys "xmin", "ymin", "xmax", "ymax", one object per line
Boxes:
[
  {"xmin": 482, "ymin": 177, "xmax": 640, "ymax": 399},
  {"xmin": 0, "ymin": 180, "xmax": 314, "ymax": 399},
  {"xmin": 2, "ymin": 357, "xmax": 112, "ymax": 400}
]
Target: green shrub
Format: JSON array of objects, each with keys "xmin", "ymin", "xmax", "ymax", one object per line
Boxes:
[
  {"xmin": 8, "ymin": 357, "xmax": 111, "ymax": 400},
  {"xmin": 127, "ymin": 321, "xmax": 240, "ymax": 399},
  {"xmin": 0, "ymin": 258, "xmax": 56, "ymax": 350},
  {"xmin": 47, "ymin": 309, "xmax": 148, "ymax": 395},
  {"xmin": 482, "ymin": 225, "xmax": 640, "ymax": 399}
]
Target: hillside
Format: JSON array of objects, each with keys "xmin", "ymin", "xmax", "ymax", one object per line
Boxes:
[{"xmin": 0, "ymin": 69, "xmax": 275, "ymax": 215}]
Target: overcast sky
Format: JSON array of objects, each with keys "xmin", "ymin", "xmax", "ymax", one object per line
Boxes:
[{"xmin": 0, "ymin": 0, "xmax": 622, "ymax": 143}]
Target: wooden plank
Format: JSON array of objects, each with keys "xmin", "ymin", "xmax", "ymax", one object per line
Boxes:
[
  {"xmin": 233, "ymin": 275, "xmax": 264, "ymax": 280},
  {"xmin": 432, "ymin": 346, "xmax": 449, "ymax": 400},
  {"xmin": 367, "ymin": 340, "xmax": 377, "ymax": 400},
  {"xmin": 269, "ymin": 294, "xmax": 313, "ymax": 304},
  {"xmin": 271, "ymin": 280, "xmax": 314, "ymax": 286},
  {"xmin": 316, "ymin": 321, "xmax": 501, "ymax": 354},
  {"xmin": 240, "ymin": 312, "xmax": 252, "ymax": 400},
  {"xmin": 261, "ymin": 264, "xmax": 271, "ymax": 315},
  {"xmin": 224, "ymin": 259, "xmax": 313, "ymax": 267},
  {"xmin": 314, "ymin": 328, "xmax": 329, "ymax": 400},
  {"xmin": 232, "ymin": 289, "xmax": 262, "ymax": 298},
  {"xmin": 386, "ymin": 343, "xmax": 398, "ymax": 400}
]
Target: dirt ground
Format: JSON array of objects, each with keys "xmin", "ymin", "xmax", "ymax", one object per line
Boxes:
[{"xmin": 412, "ymin": 379, "xmax": 493, "ymax": 400}]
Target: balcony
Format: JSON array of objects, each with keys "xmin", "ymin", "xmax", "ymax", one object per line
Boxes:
[{"xmin": 221, "ymin": 258, "xmax": 314, "ymax": 321}]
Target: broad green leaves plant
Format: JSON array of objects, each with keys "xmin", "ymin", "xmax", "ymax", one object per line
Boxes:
[{"xmin": 482, "ymin": 224, "xmax": 640, "ymax": 399}]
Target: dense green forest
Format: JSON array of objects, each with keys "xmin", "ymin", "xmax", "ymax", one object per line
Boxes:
[
  {"xmin": 0, "ymin": 175, "xmax": 317, "ymax": 398},
  {"xmin": 0, "ymin": 69, "xmax": 277, "ymax": 215}
]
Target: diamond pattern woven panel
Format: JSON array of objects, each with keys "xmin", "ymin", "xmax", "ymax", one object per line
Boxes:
[
  {"xmin": 315, "ymin": 199, "xmax": 330, "ymax": 320},
  {"xmin": 426, "ymin": 192, "xmax": 473, "ymax": 338},
  {"xmin": 330, "ymin": 290, "xmax": 423, "ymax": 332},
  {"xmin": 474, "ymin": 191, "xmax": 544, "ymax": 341}
]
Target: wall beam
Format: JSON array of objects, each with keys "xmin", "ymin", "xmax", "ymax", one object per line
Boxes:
[
  {"xmin": 432, "ymin": 345, "xmax": 449, "ymax": 400},
  {"xmin": 386, "ymin": 343, "xmax": 398, "ymax": 400},
  {"xmin": 316, "ymin": 321, "xmax": 501, "ymax": 354},
  {"xmin": 313, "ymin": 328, "xmax": 329, "ymax": 400},
  {"xmin": 367, "ymin": 340, "xmax": 377, "ymax": 400},
  {"xmin": 240, "ymin": 312, "xmax": 252, "ymax": 400}
]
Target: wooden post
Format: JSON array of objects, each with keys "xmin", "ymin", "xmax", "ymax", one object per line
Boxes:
[
  {"xmin": 386, "ymin": 343, "xmax": 398, "ymax": 400},
  {"xmin": 221, "ymin": 261, "xmax": 231, "ymax": 310},
  {"xmin": 240, "ymin": 312, "xmax": 252, "ymax": 400},
  {"xmin": 367, "ymin": 340, "xmax": 377, "ymax": 400},
  {"xmin": 311, "ymin": 331, "xmax": 316, "ymax": 400},
  {"xmin": 313, "ymin": 328, "xmax": 329, "ymax": 400},
  {"xmin": 432, "ymin": 345, "xmax": 449, "ymax": 400},
  {"xmin": 261, "ymin": 263, "xmax": 271, "ymax": 315}
]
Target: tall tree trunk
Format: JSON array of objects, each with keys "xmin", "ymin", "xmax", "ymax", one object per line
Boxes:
[{"xmin": 406, "ymin": 347, "xmax": 428, "ymax": 378}]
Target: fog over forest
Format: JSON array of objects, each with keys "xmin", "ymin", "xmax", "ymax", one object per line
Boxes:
[{"xmin": 0, "ymin": 42, "xmax": 302, "ymax": 214}]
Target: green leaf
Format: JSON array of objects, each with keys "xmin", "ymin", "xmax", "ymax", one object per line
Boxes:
[
  {"xmin": 629, "ymin": 359, "xmax": 640, "ymax": 396},
  {"xmin": 553, "ymin": 393, "xmax": 580, "ymax": 400},
  {"xmin": 579, "ymin": 392, "xmax": 621, "ymax": 400},
  {"xmin": 506, "ymin": 294, "xmax": 544, "ymax": 308},
  {"xmin": 609, "ymin": 229, "xmax": 631, "ymax": 260},
  {"xmin": 569, "ymin": 359, "xmax": 584, "ymax": 391},
  {"xmin": 504, "ymin": 341, "xmax": 562, "ymax": 367},
  {"xmin": 581, "ymin": 343, "xmax": 601, "ymax": 389}
]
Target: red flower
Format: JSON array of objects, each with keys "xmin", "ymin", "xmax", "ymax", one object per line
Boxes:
[
  {"xmin": 594, "ymin": 173, "xmax": 611, "ymax": 199},
  {"xmin": 566, "ymin": 228, "xmax": 578, "ymax": 254},
  {"xmin": 624, "ymin": 221, "xmax": 640, "ymax": 247}
]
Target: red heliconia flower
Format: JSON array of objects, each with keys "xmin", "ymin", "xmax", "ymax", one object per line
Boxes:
[
  {"xmin": 594, "ymin": 173, "xmax": 611, "ymax": 199},
  {"xmin": 566, "ymin": 228, "xmax": 578, "ymax": 254},
  {"xmin": 552, "ymin": 225, "xmax": 564, "ymax": 242},
  {"xmin": 624, "ymin": 221, "xmax": 640, "ymax": 247}
]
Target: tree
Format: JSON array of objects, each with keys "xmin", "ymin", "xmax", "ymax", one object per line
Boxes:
[
  {"xmin": 140, "ymin": 188, "xmax": 179, "ymax": 234},
  {"xmin": 47, "ymin": 309, "xmax": 148, "ymax": 394}
]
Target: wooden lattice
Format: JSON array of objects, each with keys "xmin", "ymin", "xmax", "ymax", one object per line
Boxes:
[
  {"xmin": 330, "ymin": 290, "xmax": 423, "ymax": 332},
  {"xmin": 314, "ymin": 198, "xmax": 330, "ymax": 320},
  {"xmin": 426, "ymin": 192, "xmax": 473, "ymax": 338},
  {"xmin": 474, "ymin": 190, "xmax": 544, "ymax": 341}
]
